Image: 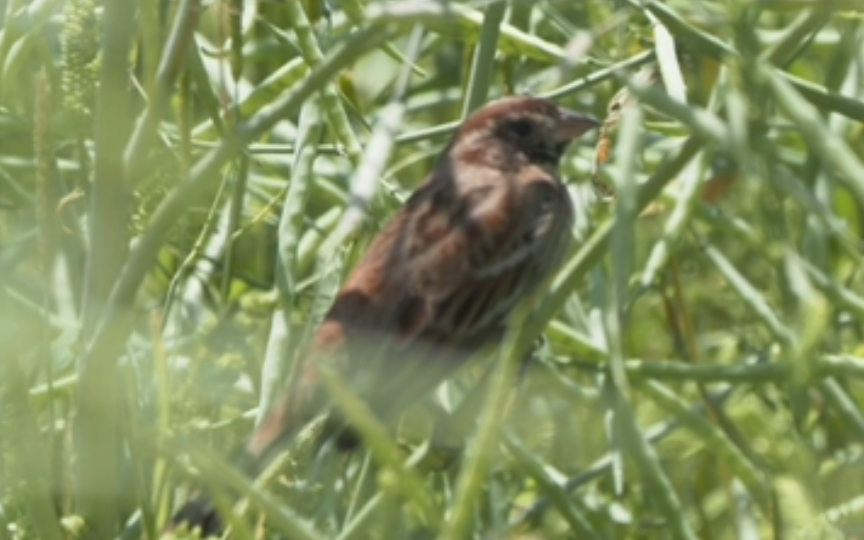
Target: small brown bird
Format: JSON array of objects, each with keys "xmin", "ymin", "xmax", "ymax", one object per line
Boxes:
[
  {"xmin": 172, "ymin": 96, "xmax": 598, "ymax": 534},
  {"xmin": 247, "ymin": 96, "xmax": 598, "ymax": 457}
]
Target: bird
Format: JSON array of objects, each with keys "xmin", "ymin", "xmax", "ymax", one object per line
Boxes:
[{"xmin": 170, "ymin": 96, "xmax": 598, "ymax": 535}]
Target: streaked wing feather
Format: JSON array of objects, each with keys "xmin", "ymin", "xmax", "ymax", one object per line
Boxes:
[{"xmin": 402, "ymin": 176, "xmax": 569, "ymax": 340}]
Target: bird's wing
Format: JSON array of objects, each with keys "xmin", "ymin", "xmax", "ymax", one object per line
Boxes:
[
  {"xmin": 399, "ymin": 173, "xmax": 570, "ymax": 338},
  {"xmin": 404, "ymin": 177, "xmax": 564, "ymax": 293}
]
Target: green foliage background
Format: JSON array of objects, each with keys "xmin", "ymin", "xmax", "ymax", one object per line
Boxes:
[{"xmin": 2, "ymin": 0, "xmax": 864, "ymax": 539}]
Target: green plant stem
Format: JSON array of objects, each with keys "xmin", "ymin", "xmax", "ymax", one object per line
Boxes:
[
  {"xmin": 124, "ymin": 0, "xmax": 201, "ymax": 185},
  {"xmin": 76, "ymin": 26, "xmax": 391, "ymax": 445},
  {"xmin": 437, "ymin": 337, "xmax": 520, "ymax": 540},
  {"xmin": 610, "ymin": 383, "xmax": 700, "ymax": 540},
  {"xmin": 504, "ymin": 432, "xmax": 607, "ymax": 539},
  {"xmin": 74, "ymin": 0, "xmax": 137, "ymax": 536},
  {"xmin": 640, "ymin": 381, "xmax": 771, "ymax": 511},
  {"xmin": 317, "ymin": 365, "xmax": 441, "ymax": 528},
  {"xmin": 259, "ymin": 98, "xmax": 324, "ymax": 422},
  {"xmin": 461, "ymin": 0, "xmax": 506, "ymax": 115},
  {"xmin": 634, "ymin": 0, "xmax": 864, "ymax": 122},
  {"xmin": 286, "ymin": 0, "xmax": 363, "ymax": 163}
]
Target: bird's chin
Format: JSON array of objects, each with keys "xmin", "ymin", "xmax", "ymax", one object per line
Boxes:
[{"xmin": 554, "ymin": 141, "xmax": 568, "ymax": 157}]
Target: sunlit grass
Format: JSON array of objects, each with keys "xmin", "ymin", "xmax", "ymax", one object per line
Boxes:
[{"xmin": 2, "ymin": 1, "xmax": 864, "ymax": 539}]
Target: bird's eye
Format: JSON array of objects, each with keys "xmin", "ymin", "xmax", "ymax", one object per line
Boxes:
[{"xmin": 509, "ymin": 119, "xmax": 533, "ymax": 137}]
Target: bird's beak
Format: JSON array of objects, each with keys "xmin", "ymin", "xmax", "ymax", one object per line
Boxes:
[{"xmin": 555, "ymin": 108, "xmax": 601, "ymax": 142}]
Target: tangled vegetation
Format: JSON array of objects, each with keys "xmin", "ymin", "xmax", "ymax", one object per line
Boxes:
[{"xmin": 2, "ymin": 1, "xmax": 864, "ymax": 539}]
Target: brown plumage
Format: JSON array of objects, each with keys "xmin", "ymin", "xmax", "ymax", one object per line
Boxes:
[
  {"xmin": 247, "ymin": 96, "xmax": 597, "ymax": 458},
  {"xmin": 171, "ymin": 96, "xmax": 598, "ymax": 534}
]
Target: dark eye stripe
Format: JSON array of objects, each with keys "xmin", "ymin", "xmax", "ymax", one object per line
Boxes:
[{"xmin": 509, "ymin": 119, "xmax": 533, "ymax": 136}]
